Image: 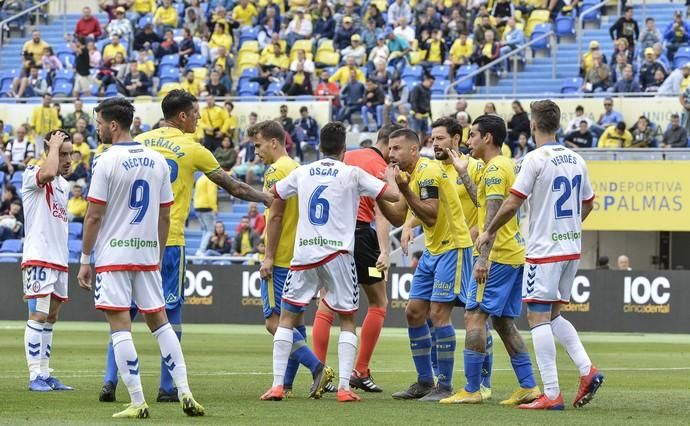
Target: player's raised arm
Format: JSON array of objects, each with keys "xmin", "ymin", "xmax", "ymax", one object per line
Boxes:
[
  {"xmin": 446, "ymin": 147, "xmax": 478, "ymax": 207},
  {"xmin": 396, "ymin": 165, "xmax": 439, "ymax": 227},
  {"xmin": 37, "ymin": 130, "xmax": 69, "ymax": 185},
  {"xmin": 206, "ymin": 167, "xmax": 274, "ymax": 208}
]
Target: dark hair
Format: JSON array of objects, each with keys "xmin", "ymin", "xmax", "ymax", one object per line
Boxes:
[
  {"xmin": 616, "ymin": 121, "xmax": 627, "ymax": 131},
  {"xmin": 624, "ymin": 6, "xmax": 633, "ymax": 12},
  {"xmin": 646, "ymin": 17, "xmax": 654, "ymax": 22},
  {"xmin": 389, "ymin": 127, "xmax": 420, "ymax": 145},
  {"xmin": 320, "ymin": 122, "xmax": 347, "ymax": 156},
  {"xmin": 377, "ymin": 123, "xmax": 404, "ymax": 145},
  {"xmin": 512, "ymin": 100, "xmax": 524, "ymax": 113},
  {"xmin": 247, "ymin": 120, "xmax": 286, "ymax": 145},
  {"xmin": 431, "ymin": 116, "xmax": 463, "ymax": 138},
  {"xmin": 225, "ymin": 100, "xmax": 234, "ymax": 109},
  {"xmin": 579, "ymin": 120, "xmax": 589, "ymax": 126},
  {"xmin": 529, "ymin": 99, "xmax": 561, "ymax": 134},
  {"xmin": 300, "ymin": 106, "xmax": 308, "ymax": 113},
  {"xmin": 518, "ymin": 131, "xmax": 528, "ymax": 139},
  {"xmin": 94, "ymin": 98, "xmax": 135, "ymax": 130},
  {"xmin": 575, "ymin": 105, "xmax": 584, "ymax": 112},
  {"xmin": 161, "ymin": 89, "xmax": 197, "ymax": 120},
  {"xmin": 4, "ymin": 184, "xmax": 17, "ymax": 197},
  {"xmin": 473, "ymin": 114, "xmax": 506, "ymax": 148},
  {"xmin": 43, "ymin": 129, "xmax": 72, "ymax": 153},
  {"xmin": 671, "ymin": 113, "xmax": 680, "ymax": 119},
  {"xmin": 412, "ymin": 250, "xmax": 422, "ymax": 260}
]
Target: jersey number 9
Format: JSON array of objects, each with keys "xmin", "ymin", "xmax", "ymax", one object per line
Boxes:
[{"xmin": 129, "ymin": 179, "xmax": 150, "ymax": 225}]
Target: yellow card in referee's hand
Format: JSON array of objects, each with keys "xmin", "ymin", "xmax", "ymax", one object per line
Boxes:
[{"xmin": 368, "ymin": 267, "xmax": 382, "ymax": 279}]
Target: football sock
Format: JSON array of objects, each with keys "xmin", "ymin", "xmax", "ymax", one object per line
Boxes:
[
  {"xmin": 284, "ymin": 326, "xmax": 308, "ymax": 387},
  {"xmin": 25, "ymin": 320, "xmax": 43, "ymax": 381},
  {"xmin": 338, "ymin": 331, "xmax": 358, "ymax": 391},
  {"xmin": 427, "ymin": 319, "xmax": 439, "ymax": 377},
  {"xmin": 40, "ymin": 323, "xmax": 53, "ymax": 379},
  {"xmin": 435, "ymin": 324, "xmax": 456, "ymax": 389},
  {"xmin": 531, "ymin": 323, "xmax": 560, "ymax": 399},
  {"xmin": 112, "ymin": 331, "xmax": 145, "ymax": 405},
  {"xmin": 272, "ymin": 326, "xmax": 293, "ymax": 387},
  {"xmin": 354, "ymin": 307, "xmax": 386, "ymax": 375},
  {"xmin": 551, "ymin": 315, "xmax": 592, "ymax": 376},
  {"xmin": 463, "ymin": 349, "xmax": 485, "ymax": 393},
  {"xmin": 104, "ymin": 340, "xmax": 119, "ymax": 385},
  {"xmin": 510, "ymin": 352, "xmax": 537, "ymax": 389},
  {"xmin": 312, "ymin": 310, "xmax": 333, "ymax": 363},
  {"xmin": 152, "ymin": 322, "xmax": 190, "ymax": 396},
  {"xmin": 291, "ymin": 328, "xmax": 322, "ymax": 374},
  {"xmin": 408, "ymin": 324, "xmax": 434, "ymax": 384},
  {"xmin": 159, "ymin": 305, "xmax": 182, "ymax": 393},
  {"xmin": 482, "ymin": 322, "xmax": 493, "ymax": 388}
]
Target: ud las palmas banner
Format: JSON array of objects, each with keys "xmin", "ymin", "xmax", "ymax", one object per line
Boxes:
[{"xmin": 584, "ymin": 161, "xmax": 689, "ymax": 231}]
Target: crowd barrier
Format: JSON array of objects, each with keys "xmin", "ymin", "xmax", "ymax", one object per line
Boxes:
[{"xmin": 3, "ymin": 266, "xmax": 687, "ymax": 333}]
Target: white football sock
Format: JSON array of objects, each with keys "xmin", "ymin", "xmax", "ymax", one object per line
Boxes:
[
  {"xmin": 338, "ymin": 331, "xmax": 358, "ymax": 391},
  {"xmin": 40, "ymin": 323, "xmax": 53, "ymax": 378},
  {"xmin": 551, "ymin": 315, "xmax": 592, "ymax": 376},
  {"xmin": 153, "ymin": 322, "xmax": 190, "ymax": 396},
  {"xmin": 112, "ymin": 331, "xmax": 145, "ymax": 405},
  {"xmin": 272, "ymin": 327, "xmax": 293, "ymax": 387},
  {"xmin": 530, "ymin": 323, "xmax": 560, "ymax": 399},
  {"xmin": 25, "ymin": 320, "xmax": 44, "ymax": 381}
]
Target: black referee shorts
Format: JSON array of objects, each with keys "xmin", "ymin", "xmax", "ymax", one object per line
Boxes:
[{"xmin": 354, "ymin": 221, "xmax": 383, "ymax": 285}]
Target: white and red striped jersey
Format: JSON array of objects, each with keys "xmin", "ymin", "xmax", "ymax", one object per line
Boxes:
[
  {"xmin": 21, "ymin": 166, "xmax": 70, "ymax": 271},
  {"xmin": 87, "ymin": 143, "xmax": 174, "ymax": 273},
  {"xmin": 511, "ymin": 143, "xmax": 594, "ymax": 263}
]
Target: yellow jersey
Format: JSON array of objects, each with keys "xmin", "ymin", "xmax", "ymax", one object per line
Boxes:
[
  {"xmin": 154, "ymin": 5, "xmax": 179, "ymax": 27},
  {"xmin": 133, "ymin": 0, "xmax": 156, "ymax": 14},
  {"xmin": 232, "ymin": 4, "xmax": 258, "ymax": 26},
  {"xmin": 209, "ymin": 32, "xmax": 232, "ymax": 51},
  {"xmin": 135, "ymin": 127, "xmax": 222, "ymax": 246},
  {"xmin": 329, "ymin": 66, "xmax": 366, "ymax": 87},
  {"xmin": 476, "ymin": 155, "xmax": 525, "ymax": 264},
  {"xmin": 95, "ymin": 143, "xmax": 112, "ymax": 156},
  {"xmin": 200, "ymin": 105, "xmax": 228, "ymax": 135},
  {"xmin": 181, "ymin": 80, "xmax": 202, "ymax": 96},
  {"xmin": 444, "ymin": 156, "xmax": 483, "ymax": 229},
  {"xmin": 23, "ymin": 40, "xmax": 49, "ymax": 63},
  {"xmin": 193, "ymin": 175, "xmax": 218, "ymax": 212},
  {"xmin": 598, "ymin": 126, "xmax": 632, "ymax": 148},
  {"xmin": 263, "ymin": 155, "xmax": 299, "ymax": 268},
  {"xmin": 31, "ymin": 106, "xmax": 61, "ymax": 136},
  {"xmin": 103, "ymin": 43, "xmax": 126, "ymax": 61},
  {"xmin": 67, "ymin": 196, "xmax": 88, "ymax": 218},
  {"xmin": 72, "ymin": 142, "xmax": 91, "ymax": 168},
  {"xmin": 450, "ymin": 39, "xmax": 474, "ymax": 62},
  {"xmin": 409, "ymin": 158, "xmax": 472, "ymax": 255}
]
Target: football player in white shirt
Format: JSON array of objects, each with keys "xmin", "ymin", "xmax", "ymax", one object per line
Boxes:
[
  {"xmin": 477, "ymin": 100, "xmax": 604, "ymax": 411},
  {"xmin": 77, "ymin": 98, "xmax": 204, "ymax": 419},
  {"xmin": 21, "ymin": 129, "xmax": 74, "ymax": 392},
  {"xmin": 260, "ymin": 122, "xmax": 400, "ymax": 403}
]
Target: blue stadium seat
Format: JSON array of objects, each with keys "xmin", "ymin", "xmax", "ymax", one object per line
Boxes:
[
  {"xmin": 529, "ymin": 23, "xmax": 552, "ymax": 51},
  {"xmin": 431, "ymin": 79, "xmax": 449, "ymax": 95},
  {"xmin": 456, "ymin": 64, "xmax": 478, "ymax": 78},
  {"xmin": 238, "ymin": 81, "xmax": 260, "ymax": 96},
  {"xmin": 673, "ymin": 47, "xmax": 690, "ymax": 69},
  {"xmin": 580, "ymin": 0, "xmax": 601, "ymax": 22},
  {"xmin": 141, "ymin": 123, "xmax": 151, "ymax": 131},
  {"xmin": 57, "ymin": 52, "xmax": 75, "ymax": 68},
  {"xmin": 186, "ymin": 53, "xmax": 207, "ymax": 68},
  {"xmin": 402, "ymin": 65, "xmax": 422, "ymax": 79},
  {"xmin": 68, "ymin": 222, "xmax": 83, "ymax": 239},
  {"xmin": 265, "ymin": 82, "xmax": 283, "ymax": 96},
  {"xmin": 0, "ymin": 257, "xmax": 18, "ymax": 263},
  {"xmin": 239, "ymin": 67, "xmax": 259, "ymax": 86},
  {"xmin": 160, "ymin": 54, "xmax": 179, "ymax": 68},
  {"xmin": 68, "ymin": 240, "xmax": 82, "ymax": 256},
  {"xmin": 430, "ymin": 65, "xmax": 450, "ymax": 80},
  {"xmin": 239, "ymin": 26, "xmax": 259, "ymax": 44},
  {"xmin": 0, "ymin": 77, "xmax": 13, "ymax": 97},
  {"xmin": 52, "ymin": 81, "xmax": 73, "ymax": 96},
  {"xmin": 454, "ymin": 77, "xmax": 475, "ymax": 94},
  {"xmin": 138, "ymin": 14, "xmax": 153, "ymax": 28},
  {"xmin": 159, "ymin": 66, "xmax": 180, "ymax": 84},
  {"xmin": 53, "ymin": 69, "xmax": 74, "ymax": 82},
  {"xmin": 105, "ymin": 84, "xmax": 119, "ymax": 96},
  {"xmin": 3, "ymin": 123, "xmax": 11, "ymax": 134},
  {"xmin": 0, "ymin": 239, "xmax": 22, "ymax": 253},
  {"xmin": 10, "ymin": 171, "xmax": 23, "ymax": 186},
  {"xmin": 561, "ymin": 77, "xmax": 583, "ymax": 93},
  {"xmin": 555, "ymin": 15, "xmax": 575, "ymax": 39}
]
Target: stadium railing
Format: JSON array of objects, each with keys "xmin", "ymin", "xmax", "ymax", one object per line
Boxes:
[
  {"xmin": 577, "ymin": 148, "xmax": 690, "ymax": 161},
  {"xmin": 445, "ymin": 30, "xmax": 557, "ymax": 96},
  {"xmin": 576, "ymin": 0, "xmax": 609, "ymax": 71},
  {"xmin": 0, "ymin": 0, "xmax": 59, "ymax": 47}
]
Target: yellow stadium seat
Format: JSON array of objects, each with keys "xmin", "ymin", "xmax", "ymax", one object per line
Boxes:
[
  {"xmin": 314, "ymin": 50, "xmax": 340, "ymax": 66},
  {"xmin": 192, "ymin": 67, "xmax": 208, "ymax": 81},
  {"xmin": 514, "ymin": 10, "xmax": 523, "ymax": 24},
  {"xmin": 158, "ymin": 82, "xmax": 182, "ymax": 98},
  {"xmin": 238, "ymin": 51, "xmax": 260, "ymax": 67},
  {"xmin": 372, "ymin": 0, "xmax": 387, "ymax": 11},
  {"xmin": 316, "ymin": 39, "xmax": 334, "ymax": 54},
  {"xmin": 525, "ymin": 9, "xmax": 551, "ymax": 38},
  {"xmin": 239, "ymin": 40, "xmax": 259, "ymax": 54},
  {"xmin": 290, "ymin": 50, "xmax": 313, "ymax": 62},
  {"xmin": 291, "ymin": 38, "xmax": 313, "ymax": 55}
]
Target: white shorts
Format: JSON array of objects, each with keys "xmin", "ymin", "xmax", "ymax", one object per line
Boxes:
[
  {"xmin": 94, "ymin": 270, "xmax": 165, "ymax": 313},
  {"xmin": 283, "ymin": 253, "xmax": 359, "ymax": 313},
  {"xmin": 23, "ymin": 266, "xmax": 68, "ymax": 301},
  {"xmin": 522, "ymin": 259, "xmax": 579, "ymax": 304},
  {"xmin": 74, "ymin": 74, "xmax": 94, "ymax": 94}
]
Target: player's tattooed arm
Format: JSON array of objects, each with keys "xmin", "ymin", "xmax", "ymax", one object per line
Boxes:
[
  {"xmin": 446, "ymin": 148, "xmax": 478, "ymax": 206},
  {"xmin": 459, "ymin": 171, "xmax": 479, "ymax": 207},
  {"xmin": 206, "ymin": 168, "xmax": 273, "ymax": 207},
  {"xmin": 474, "ymin": 198, "xmax": 501, "ymax": 283}
]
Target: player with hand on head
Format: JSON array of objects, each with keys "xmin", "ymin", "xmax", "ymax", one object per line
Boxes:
[
  {"xmin": 260, "ymin": 122, "xmax": 400, "ymax": 403},
  {"xmin": 252, "ymin": 120, "xmax": 335, "ymax": 399},
  {"xmin": 440, "ymin": 114, "xmax": 539, "ymax": 405},
  {"xmin": 21, "ymin": 129, "xmax": 74, "ymax": 392},
  {"xmin": 378, "ymin": 128, "xmax": 474, "ymax": 402},
  {"xmin": 78, "ymin": 98, "xmax": 204, "ymax": 419},
  {"xmin": 99, "ymin": 90, "xmax": 273, "ymax": 403},
  {"xmin": 310, "ymin": 123, "xmax": 402, "ymax": 394},
  {"xmin": 476, "ymin": 100, "xmax": 604, "ymax": 410}
]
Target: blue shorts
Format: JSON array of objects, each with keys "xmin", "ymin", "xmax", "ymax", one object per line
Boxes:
[
  {"xmin": 466, "ymin": 262, "xmax": 523, "ymax": 318},
  {"xmin": 162, "ymin": 246, "xmax": 186, "ymax": 310},
  {"xmin": 260, "ymin": 266, "xmax": 289, "ymax": 319},
  {"xmin": 409, "ymin": 247, "xmax": 473, "ymax": 304}
]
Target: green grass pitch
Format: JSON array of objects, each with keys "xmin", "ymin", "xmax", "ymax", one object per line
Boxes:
[{"xmin": 0, "ymin": 321, "xmax": 688, "ymax": 425}]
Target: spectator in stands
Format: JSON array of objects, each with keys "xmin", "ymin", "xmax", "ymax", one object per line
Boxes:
[
  {"xmin": 285, "ymin": 8, "xmax": 312, "ymax": 46},
  {"xmin": 200, "ymin": 95, "xmax": 228, "ymax": 152},
  {"xmin": 194, "ymin": 174, "xmax": 218, "ymax": 255},
  {"xmin": 240, "ymin": 202, "xmax": 266, "ymax": 235},
  {"xmin": 313, "ymin": 5, "xmax": 335, "ymax": 42},
  {"xmin": 71, "ymin": 39, "xmax": 93, "ymax": 98},
  {"xmin": 361, "ymin": 79, "xmax": 386, "ymax": 132},
  {"xmin": 184, "ymin": 4, "xmax": 207, "ymax": 37},
  {"xmin": 370, "ymin": 60, "xmax": 392, "ymax": 92},
  {"xmin": 66, "ymin": 185, "xmax": 87, "ymax": 223},
  {"xmin": 617, "ymin": 255, "xmax": 632, "ymax": 271},
  {"xmin": 31, "ymin": 95, "xmax": 61, "ymax": 144},
  {"xmin": 41, "ymin": 47, "xmax": 62, "ymax": 86},
  {"xmin": 75, "ymin": 118, "xmax": 96, "ymax": 148},
  {"xmin": 499, "ymin": 17, "xmax": 525, "ymax": 66},
  {"xmin": 0, "ymin": 200, "xmax": 23, "ymax": 242},
  {"xmin": 596, "ymin": 256, "xmax": 610, "ymax": 269},
  {"xmin": 342, "ymin": 34, "xmax": 367, "ymax": 66},
  {"xmin": 474, "ymin": 14, "xmax": 499, "ymax": 46},
  {"xmin": 121, "ymin": 60, "xmax": 152, "ymax": 96},
  {"xmin": 661, "ymin": 113, "xmax": 688, "ymax": 148},
  {"xmin": 277, "ymin": 104, "xmax": 295, "ymax": 137},
  {"xmin": 611, "ymin": 52, "xmax": 632, "ymax": 84},
  {"xmin": 394, "ymin": 17, "xmax": 416, "ymax": 44},
  {"xmin": 330, "ymin": 55, "xmax": 365, "ymax": 87},
  {"xmin": 0, "ymin": 185, "xmax": 20, "ymax": 213},
  {"xmin": 652, "ymin": 42, "xmax": 670, "ymax": 72},
  {"xmin": 421, "ymin": 29, "xmax": 446, "ymax": 69},
  {"xmin": 4, "ymin": 125, "xmax": 34, "ymax": 171},
  {"xmin": 611, "ymin": 37, "xmax": 633, "ymax": 65},
  {"xmin": 180, "ymin": 69, "xmax": 202, "ymax": 96},
  {"xmin": 11, "ymin": 66, "xmax": 48, "ymax": 98},
  {"xmin": 335, "ymin": 1, "xmax": 360, "ymax": 29},
  {"xmin": 22, "ymin": 31, "xmax": 49, "ymax": 68},
  {"xmin": 386, "ymin": 29, "xmax": 411, "ymax": 71},
  {"xmin": 580, "ymin": 40, "xmax": 604, "ymax": 77},
  {"xmin": 297, "ymin": 106, "xmax": 319, "ymax": 147},
  {"xmin": 364, "ymin": 3, "xmax": 385, "ymax": 28},
  {"xmin": 130, "ymin": 0, "xmax": 155, "ymax": 20},
  {"xmin": 205, "ymin": 69, "xmax": 228, "ymax": 97},
  {"xmin": 155, "ymin": 29, "xmax": 179, "ymax": 58},
  {"xmin": 659, "ymin": 62, "xmax": 690, "ymax": 94},
  {"xmin": 613, "ymin": 65, "xmax": 641, "ymax": 93},
  {"xmin": 212, "ymin": 47, "xmax": 234, "ymax": 88},
  {"xmin": 420, "ymin": 137, "xmax": 434, "ymax": 158},
  {"xmin": 103, "ymin": 34, "xmax": 126, "ymax": 62},
  {"xmin": 639, "ymin": 17, "xmax": 662, "ymax": 50},
  {"xmin": 385, "ymin": 75, "xmax": 411, "ymax": 124},
  {"xmin": 473, "ymin": 30, "xmax": 500, "ymax": 84},
  {"xmin": 664, "ymin": 10, "xmax": 690, "ymax": 61},
  {"xmin": 214, "ymin": 136, "xmax": 238, "ymax": 170},
  {"xmin": 564, "ymin": 120, "xmax": 594, "ymax": 149},
  {"xmin": 448, "ymin": 32, "xmax": 473, "ymax": 79},
  {"xmin": 484, "ymin": 102, "xmax": 497, "ymax": 115},
  {"xmin": 98, "ymin": 0, "xmax": 130, "ymax": 21},
  {"xmin": 222, "ymin": 101, "xmax": 238, "ymax": 141},
  {"xmin": 75, "ymin": 6, "xmax": 103, "ymax": 40},
  {"xmin": 491, "ymin": 0, "xmax": 513, "ymax": 28},
  {"xmin": 233, "ymin": 216, "xmax": 261, "ymax": 256},
  {"xmin": 106, "ymin": 7, "xmax": 133, "ymax": 41},
  {"xmin": 178, "ymin": 27, "xmax": 197, "ymax": 68},
  {"xmin": 645, "ymin": 68, "xmax": 667, "ymax": 93},
  {"xmin": 631, "ymin": 116, "xmax": 655, "ymax": 148},
  {"xmin": 445, "ymin": 8, "xmax": 469, "ymax": 41},
  {"xmin": 71, "ymin": 132, "xmax": 91, "ymax": 169},
  {"xmin": 583, "ymin": 51, "xmax": 611, "ymax": 93},
  {"xmin": 334, "ymin": 16, "xmax": 357, "ymax": 50},
  {"xmin": 316, "ymin": 69, "xmax": 340, "ymax": 110},
  {"xmin": 133, "ymin": 23, "xmax": 163, "ymax": 51},
  {"xmin": 206, "ymin": 222, "xmax": 232, "ymax": 256},
  {"xmin": 0, "ymin": 119, "xmax": 7, "ymax": 145},
  {"xmin": 258, "ymin": 41, "xmax": 290, "ymax": 74},
  {"xmin": 513, "ymin": 132, "xmax": 533, "ymax": 160},
  {"xmin": 85, "ymin": 40, "xmax": 102, "ymax": 69},
  {"xmin": 281, "ymin": 63, "xmax": 312, "ymax": 96},
  {"xmin": 388, "ymin": 0, "xmax": 412, "ymax": 26},
  {"xmin": 367, "ymin": 34, "xmax": 389, "ymax": 72},
  {"xmin": 409, "ymin": 74, "xmax": 434, "ymax": 139},
  {"xmin": 258, "ymin": 0, "xmax": 280, "ymax": 33},
  {"xmin": 639, "ymin": 47, "xmax": 665, "ymax": 91},
  {"xmin": 258, "ymin": 18, "xmax": 279, "ymax": 49},
  {"xmin": 597, "ymin": 97, "xmax": 623, "ymax": 130},
  {"xmin": 232, "ymin": 0, "xmax": 258, "ymax": 28},
  {"xmin": 456, "ymin": 111, "xmax": 471, "ymax": 145},
  {"xmin": 290, "ymin": 49, "xmax": 315, "ymax": 74},
  {"xmin": 361, "ymin": 18, "xmax": 382, "ymax": 51},
  {"xmin": 507, "ymin": 100, "xmax": 530, "ymax": 144},
  {"xmin": 337, "ymin": 72, "xmax": 366, "ymax": 125},
  {"xmin": 566, "ymin": 105, "xmax": 592, "ymax": 132},
  {"xmin": 609, "ymin": 6, "xmax": 639, "ymax": 51},
  {"xmin": 130, "ymin": 116, "xmax": 144, "ymax": 138},
  {"xmin": 598, "ymin": 121, "xmax": 632, "ymax": 148},
  {"xmin": 153, "ymin": 0, "xmax": 178, "ymax": 34}
]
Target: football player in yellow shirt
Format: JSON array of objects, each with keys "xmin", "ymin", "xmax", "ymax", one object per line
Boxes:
[
  {"xmin": 250, "ymin": 120, "xmax": 334, "ymax": 398},
  {"xmin": 378, "ymin": 128, "xmax": 473, "ymax": 401},
  {"xmin": 441, "ymin": 114, "xmax": 540, "ymax": 406},
  {"xmin": 99, "ymin": 90, "xmax": 272, "ymax": 403}
]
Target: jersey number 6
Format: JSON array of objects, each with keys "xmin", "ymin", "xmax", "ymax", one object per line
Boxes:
[{"xmin": 308, "ymin": 185, "xmax": 330, "ymax": 226}]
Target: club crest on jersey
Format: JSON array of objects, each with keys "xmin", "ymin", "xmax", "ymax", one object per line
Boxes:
[{"xmin": 32, "ymin": 281, "xmax": 40, "ymax": 293}]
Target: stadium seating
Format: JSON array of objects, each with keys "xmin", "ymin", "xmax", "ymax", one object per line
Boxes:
[
  {"xmin": 0, "ymin": 239, "xmax": 22, "ymax": 253},
  {"xmin": 561, "ymin": 77, "xmax": 583, "ymax": 93}
]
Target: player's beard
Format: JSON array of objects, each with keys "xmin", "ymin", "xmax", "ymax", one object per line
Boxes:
[{"xmin": 434, "ymin": 148, "xmax": 448, "ymax": 161}]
